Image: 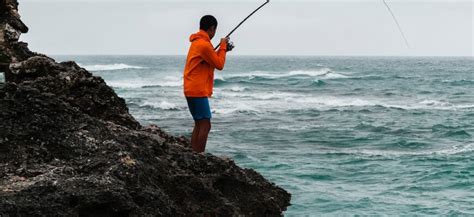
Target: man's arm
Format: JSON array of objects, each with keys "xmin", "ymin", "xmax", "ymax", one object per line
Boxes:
[{"xmin": 200, "ymin": 38, "xmax": 228, "ymax": 70}]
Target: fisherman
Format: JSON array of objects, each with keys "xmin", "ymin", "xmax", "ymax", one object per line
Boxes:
[{"xmin": 183, "ymin": 15, "xmax": 233, "ymax": 153}]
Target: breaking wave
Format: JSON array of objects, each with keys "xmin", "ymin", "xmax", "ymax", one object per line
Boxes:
[
  {"xmin": 80, "ymin": 63, "xmax": 145, "ymax": 71},
  {"xmin": 220, "ymin": 68, "xmax": 350, "ymax": 80}
]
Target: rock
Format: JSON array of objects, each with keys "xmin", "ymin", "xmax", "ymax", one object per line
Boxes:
[
  {"xmin": 0, "ymin": 0, "xmax": 291, "ymax": 216},
  {"xmin": 1, "ymin": 0, "xmax": 37, "ymax": 82}
]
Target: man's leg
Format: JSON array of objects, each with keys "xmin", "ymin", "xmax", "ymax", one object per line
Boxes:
[
  {"xmin": 191, "ymin": 121, "xmax": 200, "ymax": 152},
  {"xmin": 195, "ymin": 119, "xmax": 211, "ymax": 153}
]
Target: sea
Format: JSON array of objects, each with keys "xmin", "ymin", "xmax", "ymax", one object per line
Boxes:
[{"xmin": 4, "ymin": 56, "xmax": 473, "ymax": 216}]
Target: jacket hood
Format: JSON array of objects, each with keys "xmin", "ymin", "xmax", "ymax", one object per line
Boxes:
[{"xmin": 189, "ymin": 30, "xmax": 210, "ymax": 42}]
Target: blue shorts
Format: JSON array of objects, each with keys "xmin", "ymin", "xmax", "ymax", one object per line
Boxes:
[{"xmin": 186, "ymin": 97, "xmax": 212, "ymax": 121}]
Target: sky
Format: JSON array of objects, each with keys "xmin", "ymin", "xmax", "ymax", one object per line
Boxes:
[{"xmin": 19, "ymin": 0, "xmax": 473, "ymax": 56}]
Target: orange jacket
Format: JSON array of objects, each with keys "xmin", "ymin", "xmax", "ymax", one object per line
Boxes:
[{"xmin": 183, "ymin": 30, "xmax": 227, "ymax": 97}]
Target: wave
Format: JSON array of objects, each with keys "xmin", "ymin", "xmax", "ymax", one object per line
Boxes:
[
  {"xmin": 80, "ymin": 63, "xmax": 145, "ymax": 71},
  {"xmin": 212, "ymin": 106, "xmax": 261, "ymax": 115},
  {"xmin": 219, "ymin": 68, "xmax": 351, "ymax": 81},
  {"xmin": 103, "ymin": 68, "xmax": 349, "ymax": 89},
  {"xmin": 441, "ymin": 79, "xmax": 474, "ymax": 86},
  {"xmin": 289, "ymin": 69, "xmax": 349, "ymax": 79},
  {"xmin": 290, "ymin": 97, "xmax": 474, "ymax": 111},
  {"xmin": 210, "ymin": 100, "xmax": 262, "ymax": 115},
  {"xmin": 432, "ymin": 124, "xmax": 472, "ymax": 139},
  {"xmin": 419, "ymin": 100, "xmax": 450, "ymax": 107},
  {"xmin": 216, "ymin": 91, "xmax": 474, "ymax": 113},
  {"xmin": 107, "ymin": 80, "xmax": 182, "ymax": 89},
  {"xmin": 140, "ymin": 100, "xmax": 184, "ymax": 111},
  {"xmin": 288, "ymin": 68, "xmax": 332, "ymax": 76},
  {"xmin": 220, "ymin": 91, "xmax": 300, "ymax": 101},
  {"xmin": 107, "ymin": 76, "xmax": 182, "ymax": 89},
  {"xmin": 312, "ymin": 80, "xmax": 326, "ymax": 86},
  {"xmin": 318, "ymin": 143, "xmax": 474, "ymax": 157},
  {"xmin": 443, "ymin": 130, "xmax": 472, "ymax": 138},
  {"xmin": 228, "ymin": 86, "xmax": 248, "ymax": 92}
]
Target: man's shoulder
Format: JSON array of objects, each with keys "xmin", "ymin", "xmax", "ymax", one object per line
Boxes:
[{"xmin": 192, "ymin": 39, "xmax": 212, "ymax": 50}]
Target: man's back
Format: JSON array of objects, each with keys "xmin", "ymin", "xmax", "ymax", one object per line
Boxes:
[{"xmin": 183, "ymin": 30, "xmax": 227, "ymax": 98}]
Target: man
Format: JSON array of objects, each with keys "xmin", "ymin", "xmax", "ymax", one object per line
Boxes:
[{"xmin": 183, "ymin": 15, "xmax": 233, "ymax": 153}]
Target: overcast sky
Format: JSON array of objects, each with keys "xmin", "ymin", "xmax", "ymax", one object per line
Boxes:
[{"xmin": 19, "ymin": 0, "xmax": 473, "ymax": 56}]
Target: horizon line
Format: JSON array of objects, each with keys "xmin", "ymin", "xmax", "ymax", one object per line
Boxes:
[{"xmin": 49, "ymin": 54, "xmax": 474, "ymax": 58}]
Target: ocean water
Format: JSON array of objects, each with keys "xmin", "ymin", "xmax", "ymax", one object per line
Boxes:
[{"xmin": 54, "ymin": 55, "xmax": 473, "ymax": 216}]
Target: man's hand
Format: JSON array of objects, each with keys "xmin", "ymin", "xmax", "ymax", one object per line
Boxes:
[
  {"xmin": 222, "ymin": 37, "xmax": 235, "ymax": 52},
  {"xmin": 220, "ymin": 37, "xmax": 229, "ymax": 46},
  {"xmin": 226, "ymin": 41, "xmax": 235, "ymax": 52}
]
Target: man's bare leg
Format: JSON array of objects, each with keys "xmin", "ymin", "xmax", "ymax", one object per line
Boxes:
[
  {"xmin": 195, "ymin": 119, "xmax": 211, "ymax": 153},
  {"xmin": 191, "ymin": 121, "xmax": 200, "ymax": 152}
]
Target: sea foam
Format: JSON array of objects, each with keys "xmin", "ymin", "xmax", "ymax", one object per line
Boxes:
[
  {"xmin": 221, "ymin": 68, "xmax": 351, "ymax": 80},
  {"xmin": 80, "ymin": 63, "xmax": 145, "ymax": 71},
  {"xmin": 141, "ymin": 100, "xmax": 184, "ymax": 110},
  {"xmin": 107, "ymin": 76, "xmax": 182, "ymax": 89}
]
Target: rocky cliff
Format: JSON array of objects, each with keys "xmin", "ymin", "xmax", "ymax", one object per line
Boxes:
[{"xmin": 0, "ymin": 1, "xmax": 291, "ymax": 216}]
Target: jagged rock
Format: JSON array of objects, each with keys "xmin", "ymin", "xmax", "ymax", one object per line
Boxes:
[
  {"xmin": 1, "ymin": 0, "xmax": 36, "ymax": 82},
  {"xmin": 5, "ymin": 56, "xmax": 140, "ymax": 129},
  {"xmin": 0, "ymin": 82, "xmax": 290, "ymax": 216},
  {"xmin": 0, "ymin": 0, "xmax": 291, "ymax": 216},
  {"xmin": 1, "ymin": 0, "xmax": 28, "ymax": 37}
]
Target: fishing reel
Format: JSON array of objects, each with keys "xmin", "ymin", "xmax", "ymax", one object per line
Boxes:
[{"xmin": 227, "ymin": 41, "xmax": 235, "ymax": 52}]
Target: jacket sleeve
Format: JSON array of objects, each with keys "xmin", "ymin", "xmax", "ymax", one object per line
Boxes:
[{"xmin": 200, "ymin": 41, "xmax": 227, "ymax": 71}]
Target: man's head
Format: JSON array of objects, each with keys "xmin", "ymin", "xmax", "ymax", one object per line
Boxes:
[{"xmin": 200, "ymin": 15, "xmax": 218, "ymax": 40}]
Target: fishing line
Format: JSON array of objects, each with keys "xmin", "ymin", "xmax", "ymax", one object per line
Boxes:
[
  {"xmin": 215, "ymin": 0, "xmax": 270, "ymax": 50},
  {"xmin": 383, "ymin": 0, "xmax": 410, "ymax": 48}
]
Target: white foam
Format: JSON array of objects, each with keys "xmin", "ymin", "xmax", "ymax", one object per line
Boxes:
[
  {"xmin": 323, "ymin": 72, "xmax": 349, "ymax": 79},
  {"xmin": 212, "ymin": 103, "xmax": 261, "ymax": 115},
  {"xmin": 431, "ymin": 143, "xmax": 474, "ymax": 155},
  {"xmin": 419, "ymin": 100, "xmax": 449, "ymax": 107},
  {"xmin": 107, "ymin": 80, "xmax": 150, "ymax": 89},
  {"xmin": 318, "ymin": 143, "xmax": 474, "ymax": 157},
  {"xmin": 220, "ymin": 91, "xmax": 299, "ymax": 100},
  {"xmin": 223, "ymin": 71, "xmax": 281, "ymax": 79},
  {"xmin": 290, "ymin": 70, "xmax": 350, "ymax": 79},
  {"xmin": 406, "ymin": 100, "xmax": 473, "ymax": 110},
  {"xmin": 288, "ymin": 68, "xmax": 332, "ymax": 76},
  {"xmin": 156, "ymin": 81, "xmax": 183, "ymax": 87},
  {"xmin": 216, "ymin": 90, "xmax": 474, "ymax": 113},
  {"xmin": 290, "ymin": 96, "xmax": 474, "ymax": 111},
  {"xmin": 80, "ymin": 63, "xmax": 145, "ymax": 71},
  {"xmin": 416, "ymin": 100, "xmax": 474, "ymax": 110},
  {"xmin": 141, "ymin": 100, "xmax": 183, "ymax": 110},
  {"xmin": 107, "ymin": 76, "xmax": 182, "ymax": 89},
  {"xmin": 291, "ymin": 96, "xmax": 379, "ymax": 108},
  {"xmin": 222, "ymin": 68, "xmax": 351, "ymax": 80},
  {"xmin": 107, "ymin": 80, "xmax": 180, "ymax": 89},
  {"xmin": 229, "ymin": 86, "xmax": 247, "ymax": 92}
]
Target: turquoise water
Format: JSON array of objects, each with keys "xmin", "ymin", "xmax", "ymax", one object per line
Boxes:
[{"xmin": 55, "ymin": 56, "xmax": 473, "ymax": 216}]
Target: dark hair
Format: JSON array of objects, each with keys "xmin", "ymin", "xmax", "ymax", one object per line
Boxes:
[{"xmin": 200, "ymin": 15, "xmax": 218, "ymax": 31}]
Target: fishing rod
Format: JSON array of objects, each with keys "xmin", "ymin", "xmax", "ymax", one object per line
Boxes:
[
  {"xmin": 383, "ymin": 0, "xmax": 410, "ymax": 48},
  {"xmin": 215, "ymin": 0, "xmax": 270, "ymax": 50}
]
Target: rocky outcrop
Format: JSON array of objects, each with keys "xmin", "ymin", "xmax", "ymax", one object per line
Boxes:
[
  {"xmin": 0, "ymin": 0, "xmax": 38, "ymax": 82},
  {"xmin": 0, "ymin": 1, "xmax": 291, "ymax": 216}
]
